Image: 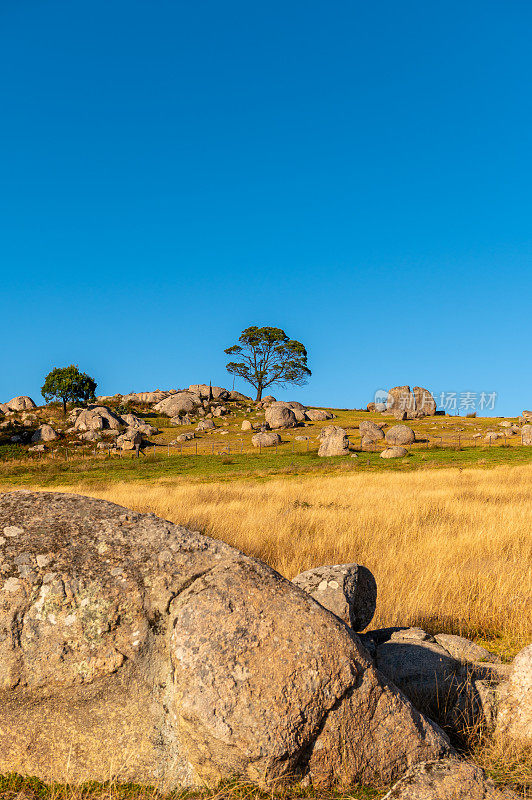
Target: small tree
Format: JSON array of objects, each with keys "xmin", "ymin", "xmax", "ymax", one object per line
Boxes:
[
  {"xmin": 225, "ymin": 326, "xmax": 311, "ymax": 401},
  {"xmin": 41, "ymin": 365, "xmax": 97, "ymax": 414}
]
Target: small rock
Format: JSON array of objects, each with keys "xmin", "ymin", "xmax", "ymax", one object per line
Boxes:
[
  {"xmin": 3, "ymin": 526, "xmax": 23, "ymax": 538},
  {"xmin": 305, "ymin": 409, "xmax": 333, "ymax": 421},
  {"xmin": 381, "ymin": 447, "xmax": 408, "ymax": 458},
  {"xmin": 196, "ymin": 419, "xmax": 215, "ymax": 432},
  {"xmin": 171, "ymin": 432, "xmax": 195, "ymax": 443},
  {"xmin": 3, "ymin": 577, "xmax": 22, "ymax": 593},
  {"xmin": 382, "ymin": 758, "xmax": 518, "ymax": 799},
  {"xmin": 251, "ymin": 431, "xmax": 281, "ymax": 448},
  {"xmin": 292, "ymin": 563, "xmax": 377, "ymax": 631},
  {"xmin": 391, "ymin": 627, "xmax": 434, "ymax": 641},
  {"xmin": 434, "ymin": 634, "xmax": 500, "ymax": 664}
]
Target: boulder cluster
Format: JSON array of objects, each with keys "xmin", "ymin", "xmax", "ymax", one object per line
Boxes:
[
  {"xmin": 0, "ymin": 400, "xmax": 160, "ymax": 452},
  {"xmin": 368, "ymin": 385, "xmax": 437, "ymax": 420},
  {"xmin": 0, "ymin": 491, "xmax": 526, "ymax": 799},
  {"xmin": 291, "ymin": 563, "xmax": 530, "ymax": 759},
  {"xmin": 0, "ymin": 388, "xmax": 340, "ymax": 454}
]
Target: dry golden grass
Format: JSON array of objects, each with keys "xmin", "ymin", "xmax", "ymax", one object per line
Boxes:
[
  {"xmin": 1, "ymin": 464, "xmax": 531, "ymax": 795},
  {"xmin": 0, "ymin": 776, "xmax": 382, "ymax": 800},
  {"xmin": 11, "ymin": 462, "xmax": 531, "ymax": 657}
]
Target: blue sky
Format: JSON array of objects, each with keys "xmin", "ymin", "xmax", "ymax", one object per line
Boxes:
[{"xmin": 1, "ymin": 1, "xmax": 531, "ymax": 416}]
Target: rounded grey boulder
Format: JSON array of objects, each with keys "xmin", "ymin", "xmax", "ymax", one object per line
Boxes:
[
  {"xmin": 381, "ymin": 446, "xmax": 408, "ymax": 458},
  {"xmin": 251, "ymin": 430, "xmax": 280, "ymax": 447},
  {"xmin": 318, "ymin": 426, "xmax": 350, "ymax": 456},
  {"xmin": 305, "ymin": 409, "xmax": 333, "ymax": 421},
  {"xmin": 265, "ymin": 405, "xmax": 298, "ymax": 429},
  {"xmin": 359, "ymin": 420, "xmax": 385, "ymax": 442},
  {"xmin": 6, "ymin": 396, "xmax": 37, "ymax": 412},
  {"xmin": 385, "ymin": 425, "xmax": 415, "ymax": 446},
  {"xmin": 30, "ymin": 424, "xmax": 59, "ymax": 443},
  {"xmin": 382, "ymin": 759, "xmax": 518, "ymax": 799},
  {"xmin": 291, "ymin": 563, "xmax": 377, "ymax": 631}
]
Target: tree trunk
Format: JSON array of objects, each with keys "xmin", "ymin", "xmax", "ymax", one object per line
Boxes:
[
  {"xmin": 62, "ymin": 398, "xmax": 67, "ymax": 415},
  {"xmin": 255, "ymin": 385, "xmax": 263, "ymax": 401}
]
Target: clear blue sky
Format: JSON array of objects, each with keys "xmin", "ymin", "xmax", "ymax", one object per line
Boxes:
[{"xmin": 1, "ymin": 1, "xmax": 531, "ymax": 416}]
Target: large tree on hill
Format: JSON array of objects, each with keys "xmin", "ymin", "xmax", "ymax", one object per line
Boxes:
[
  {"xmin": 41, "ymin": 365, "xmax": 97, "ymax": 414},
  {"xmin": 225, "ymin": 326, "xmax": 311, "ymax": 401}
]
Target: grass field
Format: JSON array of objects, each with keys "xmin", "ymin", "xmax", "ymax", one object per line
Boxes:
[
  {"xmin": 5, "ymin": 463, "xmax": 529, "ymax": 658},
  {"xmin": 3, "ymin": 400, "xmax": 532, "ymax": 491},
  {"xmin": 4, "ymin": 441, "xmax": 532, "ymax": 488},
  {"xmin": 0, "ymin": 775, "xmax": 383, "ymax": 800}
]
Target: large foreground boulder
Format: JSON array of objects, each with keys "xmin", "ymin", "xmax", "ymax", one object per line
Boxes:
[
  {"xmin": 382, "ymin": 759, "xmax": 518, "ymax": 799},
  {"xmin": 0, "ymin": 491, "xmax": 451, "ymax": 789},
  {"xmin": 292, "ymin": 564, "xmax": 377, "ymax": 631}
]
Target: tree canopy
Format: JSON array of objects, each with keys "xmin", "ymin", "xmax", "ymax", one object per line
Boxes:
[
  {"xmin": 225, "ymin": 326, "xmax": 311, "ymax": 401},
  {"xmin": 41, "ymin": 365, "xmax": 97, "ymax": 414}
]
